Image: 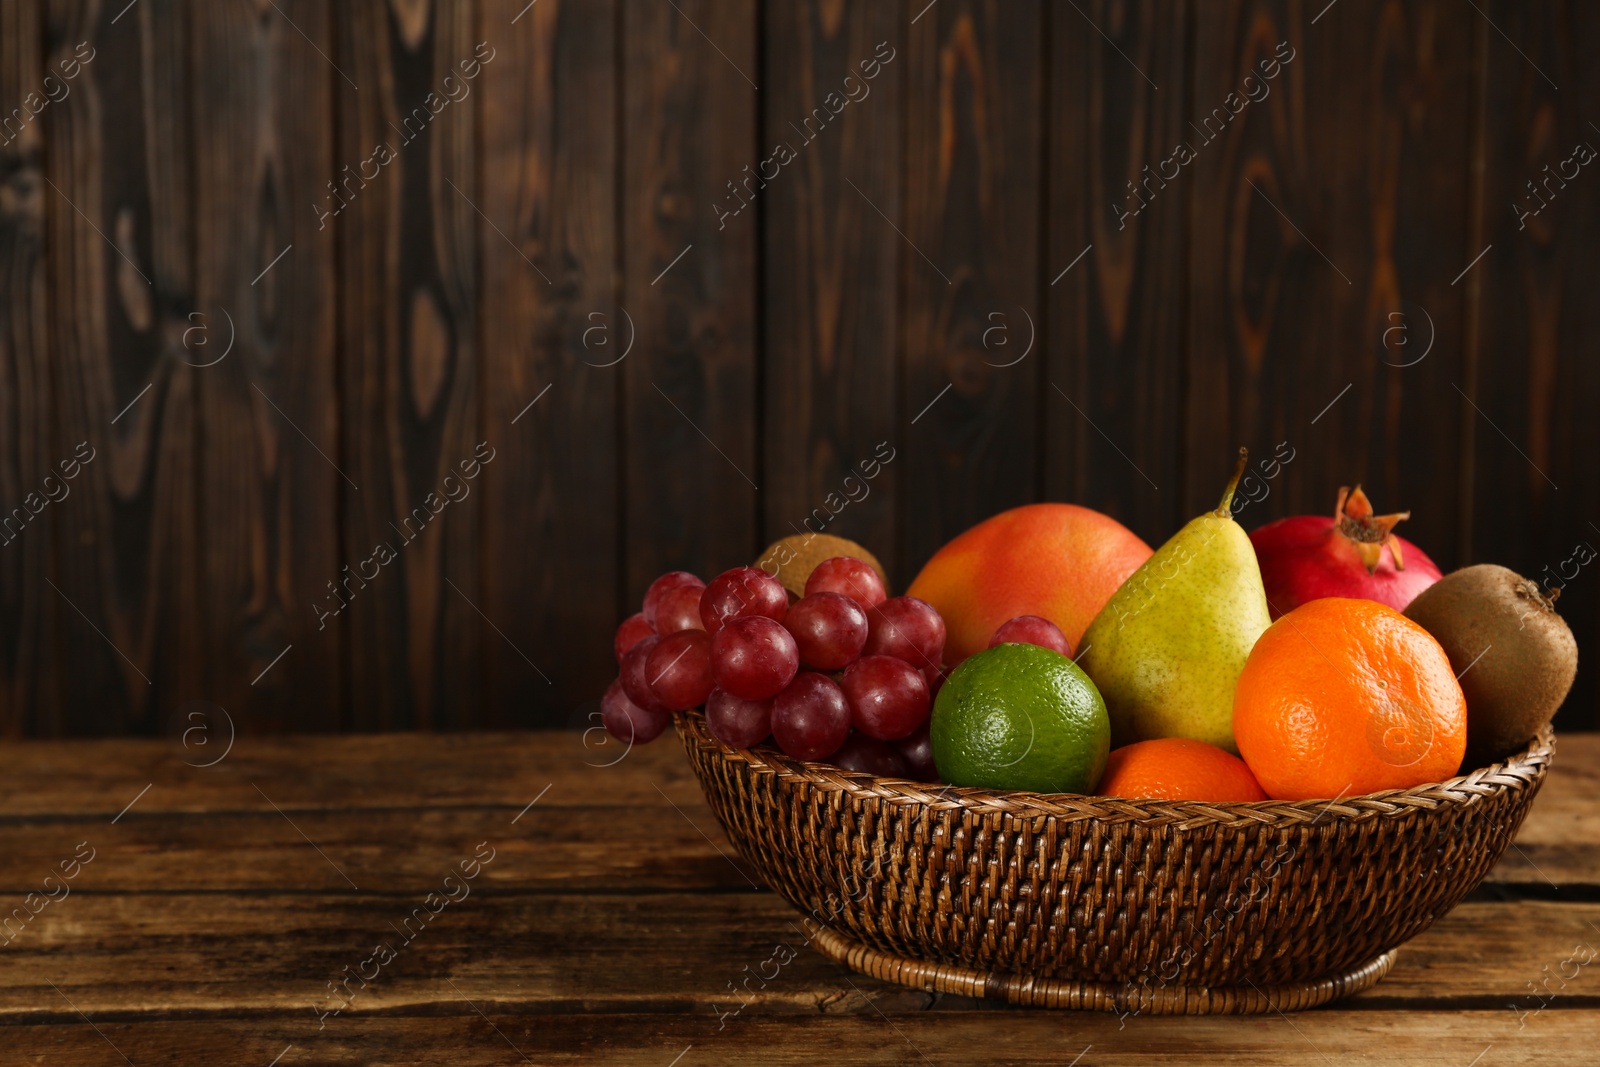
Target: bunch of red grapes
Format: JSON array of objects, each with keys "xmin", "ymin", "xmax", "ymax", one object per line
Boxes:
[{"xmin": 603, "ymin": 557, "xmax": 948, "ymax": 780}]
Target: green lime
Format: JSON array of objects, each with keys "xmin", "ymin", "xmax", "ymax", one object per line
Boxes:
[{"xmin": 932, "ymin": 643, "xmax": 1110, "ymax": 793}]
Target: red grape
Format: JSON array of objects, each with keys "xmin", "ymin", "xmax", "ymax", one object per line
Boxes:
[
  {"xmin": 896, "ymin": 725, "xmax": 940, "ymax": 782},
  {"xmin": 619, "ymin": 634, "xmax": 671, "ymax": 713},
  {"xmin": 705, "ymin": 687, "xmax": 773, "ymax": 748},
  {"xmin": 784, "ymin": 592, "xmax": 869, "ymax": 670},
  {"xmin": 700, "ymin": 567, "xmax": 789, "ymax": 634},
  {"xmin": 643, "ymin": 571, "xmax": 704, "ymax": 627},
  {"xmin": 921, "ymin": 664, "xmax": 949, "ymax": 700},
  {"xmin": 601, "ymin": 678, "xmax": 672, "ymax": 744},
  {"xmin": 654, "ymin": 583, "xmax": 707, "ymax": 634},
  {"xmin": 864, "ymin": 596, "xmax": 946, "ymax": 669},
  {"xmin": 841, "ymin": 655, "xmax": 930, "ymax": 740},
  {"xmin": 989, "ymin": 614, "xmax": 1073, "ymax": 657},
  {"xmin": 804, "ymin": 557, "xmax": 887, "ymax": 609},
  {"xmin": 771, "ymin": 672, "xmax": 852, "ymax": 760},
  {"xmin": 645, "ymin": 630, "xmax": 714, "ymax": 710},
  {"xmin": 711, "ymin": 616, "xmax": 800, "ymax": 700},
  {"xmin": 830, "ymin": 732, "xmax": 910, "ymax": 777},
  {"xmin": 614, "ymin": 612, "xmax": 655, "ymax": 663}
]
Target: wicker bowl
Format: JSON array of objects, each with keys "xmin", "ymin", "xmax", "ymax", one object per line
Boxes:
[{"xmin": 676, "ymin": 711, "xmax": 1554, "ymax": 1014}]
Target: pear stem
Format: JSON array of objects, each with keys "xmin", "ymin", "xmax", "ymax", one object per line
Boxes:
[{"xmin": 1215, "ymin": 447, "xmax": 1249, "ymax": 517}]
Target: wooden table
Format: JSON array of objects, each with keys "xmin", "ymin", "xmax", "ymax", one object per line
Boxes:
[{"xmin": 0, "ymin": 729, "xmax": 1594, "ymax": 1065}]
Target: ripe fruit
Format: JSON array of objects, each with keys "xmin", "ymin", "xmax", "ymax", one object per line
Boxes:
[
  {"xmin": 645, "ymin": 630, "xmax": 714, "ymax": 710},
  {"xmin": 1250, "ymin": 486, "xmax": 1442, "ymax": 620},
  {"xmin": 989, "ymin": 615, "xmax": 1073, "ymax": 657},
  {"xmin": 710, "ymin": 616, "xmax": 800, "ymax": 700},
  {"xmin": 601, "ymin": 679, "xmax": 672, "ymax": 744},
  {"xmin": 805, "ymin": 556, "xmax": 888, "ymax": 610},
  {"xmin": 1096, "ymin": 738, "xmax": 1266, "ymax": 802},
  {"xmin": 705, "ymin": 687, "xmax": 773, "ymax": 749},
  {"xmin": 840, "ymin": 655, "xmax": 930, "ymax": 740},
  {"xmin": 931, "ymin": 643, "xmax": 1110, "ymax": 794},
  {"xmin": 1404, "ymin": 565, "xmax": 1578, "ymax": 767},
  {"xmin": 620, "ymin": 635, "xmax": 671, "ymax": 713},
  {"xmin": 771, "ymin": 672, "xmax": 852, "ymax": 760},
  {"xmin": 653, "ymin": 583, "xmax": 707, "ymax": 634},
  {"xmin": 907, "ymin": 503, "xmax": 1151, "ymax": 664},
  {"xmin": 756, "ymin": 533, "xmax": 889, "ymax": 600},
  {"xmin": 614, "ymin": 613, "xmax": 655, "ymax": 663},
  {"xmin": 896, "ymin": 725, "xmax": 940, "ymax": 783},
  {"xmin": 1079, "ymin": 450, "xmax": 1271, "ymax": 753},
  {"xmin": 1233, "ymin": 597, "xmax": 1467, "ymax": 800},
  {"xmin": 829, "ymin": 732, "xmax": 910, "ymax": 777},
  {"xmin": 863, "ymin": 596, "xmax": 946, "ymax": 669},
  {"xmin": 701, "ymin": 567, "xmax": 789, "ymax": 634},
  {"xmin": 784, "ymin": 592, "xmax": 869, "ymax": 670},
  {"xmin": 643, "ymin": 571, "xmax": 704, "ymax": 627}
]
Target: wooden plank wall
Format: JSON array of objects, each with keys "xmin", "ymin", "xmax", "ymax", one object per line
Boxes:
[{"xmin": 0, "ymin": 0, "xmax": 1594, "ymax": 736}]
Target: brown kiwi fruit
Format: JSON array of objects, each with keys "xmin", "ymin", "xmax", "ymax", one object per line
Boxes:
[
  {"xmin": 754, "ymin": 533, "xmax": 888, "ymax": 599},
  {"xmin": 1403, "ymin": 564, "xmax": 1577, "ymax": 767}
]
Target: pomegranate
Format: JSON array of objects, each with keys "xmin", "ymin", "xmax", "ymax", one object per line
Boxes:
[{"xmin": 1249, "ymin": 486, "xmax": 1441, "ymax": 620}]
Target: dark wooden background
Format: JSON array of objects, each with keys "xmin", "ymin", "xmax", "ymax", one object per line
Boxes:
[{"xmin": 0, "ymin": 0, "xmax": 1595, "ymax": 737}]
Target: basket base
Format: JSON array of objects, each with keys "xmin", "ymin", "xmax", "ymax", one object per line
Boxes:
[{"xmin": 810, "ymin": 926, "xmax": 1398, "ymax": 1014}]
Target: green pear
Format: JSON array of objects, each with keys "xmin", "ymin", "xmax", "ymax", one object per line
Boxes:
[{"xmin": 1078, "ymin": 449, "xmax": 1271, "ymax": 753}]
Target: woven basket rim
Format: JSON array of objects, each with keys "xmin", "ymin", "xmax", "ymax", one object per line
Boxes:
[{"xmin": 676, "ymin": 712, "xmax": 1555, "ymax": 827}]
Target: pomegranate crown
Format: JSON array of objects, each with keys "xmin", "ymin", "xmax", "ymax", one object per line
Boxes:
[{"xmin": 1334, "ymin": 486, "xmax": 1412, "ymax": 573}]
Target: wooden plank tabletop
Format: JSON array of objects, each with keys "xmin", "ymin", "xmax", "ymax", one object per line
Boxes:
[{"xmin": 0, "ymin": 730, "xmax": 1594, "ymax": 1066}]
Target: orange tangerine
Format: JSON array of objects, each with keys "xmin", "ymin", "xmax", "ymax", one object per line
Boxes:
[
  {"xmin": 1232, "ymin": 597, "xmax": 1467, "ymax": 801},
  {"xmin": 1096, "ymin": 737, "xmax": 1266, "ymax": 802}
]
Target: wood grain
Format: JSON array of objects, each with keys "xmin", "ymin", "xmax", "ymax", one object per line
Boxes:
[
  {"xmin": 0, "ymin": 894, "xmax": 1590, "ymax": 1016},
  {"xmin": 0, "ymin": 730, "xmax": 1594, "ymax": 1062},
  {"xmin": 0, "ymin": 807, "xmax": 739, "ymax": 893},
  {"xmin": 1186, "ymin": 2, "xmax": 1473, "ymax": 560},
  {"xmin": 0, "ymin": 1011, "xmax": 1590, "ymax": 1067},
  {"xmin": 0, "ymin": 730, "xmax": 707, "ymax": 814},
  {"xmin": 190, "ymin": 0, "xmax": 342, "ymax": 733},
  {"xmin": 0, "ymin": 732, "xmax": 1589, "ymax": 889},
  {"xmin": 478, "ymin": 0, "xmax": 619, "ymax": 727},
  {"xmin": 901, "ymin": 0, "xmax": 1044, "ymax": 574},
  {"xmin": 1, "ymin": 2, "xmax": 1596, "ymax": 735},
  {"xmin": 622, "ymin": 0, "xmax": 759, "ymax": 596},
  {"xmin": 760, "ymin": 0, "xmax": 902, "ymax": 582},
  {"xmin": 1470, "ymin": 0, "xmax": 1598, "ymax": 731},
  {"xmin": 335, "ymin": 0, "xmax": 483, "ymax": 729},
  {"xmin": 0, "ymin": 0, "xmax": 60, "ymax": 734},
  {"xmin": 1045, "ymin": 0, "xmax": 1189, "ymax": 546},
  {"xmin": 46, "ymin": 0, "xmax": 203, "ymax": 732}
]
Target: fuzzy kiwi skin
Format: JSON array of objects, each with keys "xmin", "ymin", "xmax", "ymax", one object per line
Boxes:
[
  {"xmin": 1403, "ymin": 564, "xmax": 1577, "ymax": 768},
  {"xmin": 754, "ymin": 533, "xmax": 888, "ymax": 599}
]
